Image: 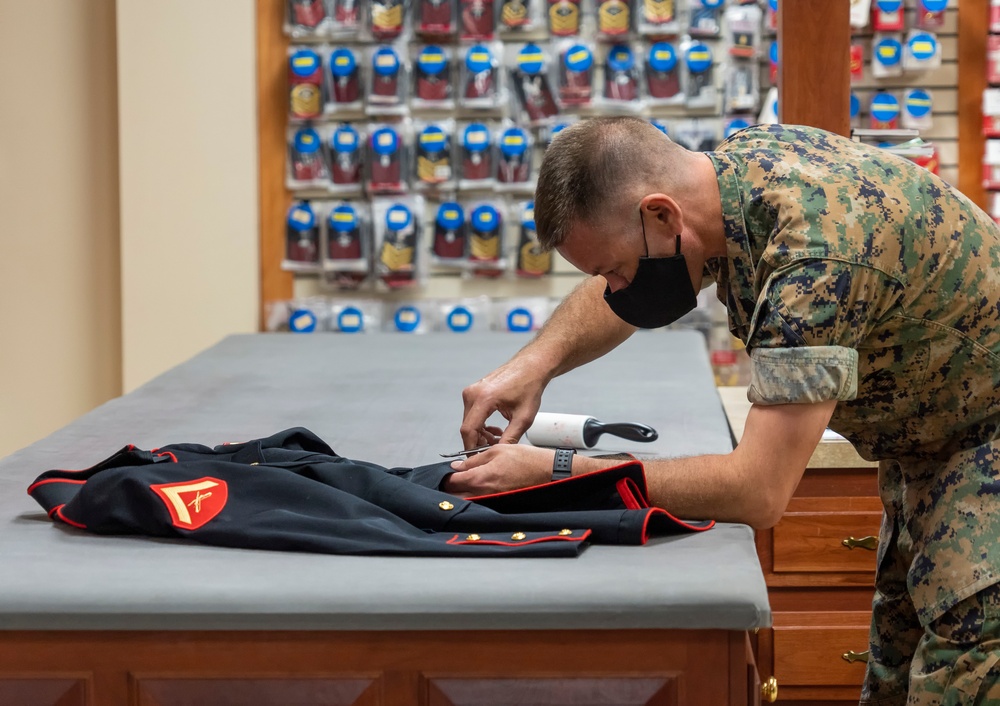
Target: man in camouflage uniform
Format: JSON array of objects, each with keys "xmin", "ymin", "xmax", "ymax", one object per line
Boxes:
[{"xmin": 446, "ymin": 117, "xmax": 1000, "ymax": 704}]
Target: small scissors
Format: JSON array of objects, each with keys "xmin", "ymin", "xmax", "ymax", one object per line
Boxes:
[{"xmin": 439, "ymin": 445, "xmax": 492, "ymax": 458}]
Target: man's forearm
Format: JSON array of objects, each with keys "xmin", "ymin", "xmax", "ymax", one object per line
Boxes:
[{"xmin": 517, "ymin": 276, "xmax": 636, "ymax": 380}]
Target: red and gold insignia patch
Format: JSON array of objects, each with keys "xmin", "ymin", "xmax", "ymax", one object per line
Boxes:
[{"xmin": 150, "ymin": 477, "xmax": 228, "ymax": 530}]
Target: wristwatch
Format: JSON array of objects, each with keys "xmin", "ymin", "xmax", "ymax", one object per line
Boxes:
[{"xmin": 552, "ymin": 447, "xmax": 575, "ymax": 481}]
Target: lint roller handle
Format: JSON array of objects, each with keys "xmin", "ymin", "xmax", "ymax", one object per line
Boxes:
[{"xmin": 582, "ymin": 420, "xmax": 659, "ymax": 447}]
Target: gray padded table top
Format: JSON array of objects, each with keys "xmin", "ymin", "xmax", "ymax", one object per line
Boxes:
[{"xmin": 0, "ymin": 332, "xmax": 770, "ymax": 631}]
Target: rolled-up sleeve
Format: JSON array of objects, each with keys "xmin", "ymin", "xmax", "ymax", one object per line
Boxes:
[{"xmin": 745, "ymin": 259, "xmax": 902, "ymax": 405}]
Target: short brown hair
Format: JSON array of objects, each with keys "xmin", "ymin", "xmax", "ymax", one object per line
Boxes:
[{"xmin": 534, "ymin": 117, "xmax": 685, "ymax": 250}]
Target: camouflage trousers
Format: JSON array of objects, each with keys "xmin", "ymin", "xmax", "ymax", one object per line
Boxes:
[{"xmin": 859, "ymin": 516, "xmax": 1000, "ymax": 705}]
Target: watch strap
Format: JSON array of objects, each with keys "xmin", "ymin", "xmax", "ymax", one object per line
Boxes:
[{"xmin": 552, "ymin": 447, "xmax": 575, "ymax": 481}]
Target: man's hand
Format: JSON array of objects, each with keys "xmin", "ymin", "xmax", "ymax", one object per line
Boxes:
[
  {"xmin": 459, "ymin": 359, "xmax": 549, "ymax": 449},
  {"xmin": 443, "ymin": 445, "xmax": 556, "ymax": 497}
]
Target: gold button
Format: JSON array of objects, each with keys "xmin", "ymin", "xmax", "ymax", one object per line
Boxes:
[
  {"xmin": 466, "ymin": 534, "xmax": 481, "ymax": 541},
  {"xmin": 511, "ymin": 532, "xmax": 526, "ymax": 541},
  {"xmin": 250, "ymin": 462, "xmax": 259, "ymax": 466},
  {"xmin": 439, "ymin": 501, "xmax": 454, "ymax": 511},
  {"xmin": 558, "ymin": 529, "xmax": 573, "ymax": 536}
]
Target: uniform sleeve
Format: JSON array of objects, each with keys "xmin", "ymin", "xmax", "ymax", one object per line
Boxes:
[{"xmin": 746, "ymin": 259, "xmax": 903, "ymax": 405}]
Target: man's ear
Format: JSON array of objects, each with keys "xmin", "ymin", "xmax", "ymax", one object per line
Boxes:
[{"xmin": 641, "ymin": 193, "xmax": 684, "ymax": 234}]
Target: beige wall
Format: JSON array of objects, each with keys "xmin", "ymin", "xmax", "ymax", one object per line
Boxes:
[
  {"xmin": 0, "ymin": 0, "xmax": 122, "ymax": 457},
  {"xmin": 117, "ymin": 0, "xmax": 260, "ymax": 392}
]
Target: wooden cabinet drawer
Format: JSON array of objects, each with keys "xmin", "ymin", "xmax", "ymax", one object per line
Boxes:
[
  {"xmin": 772, "ymin": 612, "xmax": 872, "ymax": 687},
  {"xmin": 772, "ymin": 498, "xmax": 882, "ymax": 574}
]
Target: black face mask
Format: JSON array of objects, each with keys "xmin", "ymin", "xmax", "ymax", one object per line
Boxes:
[{"xmin": 603, "ymin": 213, "xmax": 697, "ymax": 329}]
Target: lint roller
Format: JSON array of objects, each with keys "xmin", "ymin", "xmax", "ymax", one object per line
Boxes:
[{"xmin": 526, "ymin": 412, "xmax": 658, "ymax": 449}]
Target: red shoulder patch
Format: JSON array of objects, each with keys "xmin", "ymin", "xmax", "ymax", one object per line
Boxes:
[{"xmin": 150, "ymin": 477, "xmax": 228, "ymax": 530}]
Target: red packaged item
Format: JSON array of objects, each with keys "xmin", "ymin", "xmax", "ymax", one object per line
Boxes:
[
  {"xmin": 327, "ymin": 204, "xmax": 364, "ymax": 261},
  {"xmin": 850, "ymin": 44, "xmax": 864, "ymax": 83},
  {"xmin": 909, "ymin": 149, "xmax": 939, "ymax": 177},
  {"xmin": 915, "ymin": 0, "xmax": 947, "ymax": 30},
  {"xmin": 433, "ymin": 202, "xmax": 467, "ymax": 260},
  {"xmin": 497, "ymin": 126, "xmax": 531, "ymax": 184},
  {"xmin": 993, "ymin": 0, "xmax": 1000, "ymax": 33},
  {"xmin": 512, "ymin": 44, "xmax": 559, "ymax": 123},
  {"xmin": 469, "ymin": 204, "xmax": 503, "ymax": 274},
  {"xmin": 415, "ymin": 46, "xmax": 452, "ymax": 103},
  {"xmin": 290, "ymin": 127, "xmax": 327, "ymax": 182},
  {"xmin": 286, "ymin": 202, "xmax": 319, "ymax": 264},
  {"xmin": 461, "ymin": 0, "xmax": 496, "ymax": 39},
  {"xmin": 369, "ymin": 126, "xmax": 403, "ymax": 191},
  {"xmin": 288, "ymin": 49, "xmax": 324, "ymax": 120},
  {"xmin": 645, "ymin": 42, "xmax": 680, "ymax": 101},
  {"xmin": 461, "ymin": 123, "xmax": 493, "ymax": 182},
  {"xmin": 370, "ymin": 46, "xmax": 403, "ymax": 105},
  {"xmin": 558, "ymin": 43, "xmax": 593, "ymax": 105},
  {"xmin": 415, "ymin": 124, "xmax": 453, "ymax": 186},
  {"xmin": 418, "ymin": 0, "xmax": 456, "ymax": 34},
  {"xmin": 989, "ymin": 35, "xmax": 1000, "ymax": 86},
  {"xmin": 548, "ymin": 0, "xmax": 581, "ymax": 36},
  {"xmin": 871, "ymin": 0, "xmax": 904, "ymax": 32},
  {"xmin": 329, "ymin": 48, "xmax": 361, "ymax": 105},
  {"xmin": 330, "ymin": 124, "xmax": 362, "ymax": 186},
  {"xmin": 371, "ymin": 0, "xmax": 405, "ymax": 39},
  {"xmin": 464, "ymin": 45, "xmax": 497, "ymax": 101},
  {"xmin": 334, "ymin": 0, "xmax": 360, "ymax": 26},
  {"xmin": 869, "ymin": 92, "xmax": 900, "ymax": 130},
  {"xmin": 604, "ymin": 45, "xmax": 638, "ymax": 102},
  {"xmin": 290, "ymin": 0, "xmax": 327, "ymax": 29},
  {"xmin": 379, "ymin": 204, "xmax": 418, "ymax": 288}
]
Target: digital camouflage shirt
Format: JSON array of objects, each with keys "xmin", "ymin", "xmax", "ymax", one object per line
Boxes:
[{"xmin": 707, "ymin": 125, "xmax": 1000, "ymax": 622}]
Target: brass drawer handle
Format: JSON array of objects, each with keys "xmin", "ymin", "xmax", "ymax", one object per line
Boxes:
[
  {"xmin": 842, "ymin": 650, "xmax": 870, "ymax": 664},
  {"xmin": 842, "ymin": 535, "xmax": 878, "ymax": 550},
  {"xmin": 761, "ymin": 676, "xmax": 778, "ymax": 702}
]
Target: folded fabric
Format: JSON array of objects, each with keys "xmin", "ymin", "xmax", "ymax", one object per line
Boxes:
[{"xmin": 26, "ymin": 427, "xmax": 713, "ymax": 557}]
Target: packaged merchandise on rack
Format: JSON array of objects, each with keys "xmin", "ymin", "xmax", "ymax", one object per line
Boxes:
[
  {"xmin": 672, "ymin": 119, "xmax": 720, "ymax": 152},
  {"xmin": 287, "ymin": 125, "xmax": 331, "ymax": 189},
  {"xmin": 680, "ymin": 38, "xmax": 716, "ymax": 109},
  {"xmin": 437, "ymin": 296, "xmax": 492, "ymax": 332},
  {"xmin": 496, "ymin": 122, "xmax": 535, "ymax": 189},
  {"xmin": 985, "ymin": 140, "xmax": 1000, "ymax": 190},
  {"xmin": 984, "ymin": 88, "xmax": 1000, "ymax": 138},
  {"xmin": 723, "ymin": 59, "xmax": 759, "ymax": 115},
  {"xmin": 556, "ymin": 40, "xmax": 595, "ymax": 107},
  {"xmin": 769, "ymin": 39, "xmax": 780, "ymax": 85},
  {"xmin": 758, "ymin": 86, "xmax": 778, "ymax": 124},
  {"xmin": 764, "ymin": 0, "xmax": 777, "ymax": 33},
  {"xmin": 431, "ymin": 201, "xmax": 469, "ymax": 263},
  {"xmin": 461, "ymin": 0, "xmax": 498, "ymax": 40},
  {"xmin": 385, "ymin": 301, "xmax": 435, "ymax": 333},
  {"xmin": 989, "ymin": 35, "xmax": 1000, "ymax": 86},
  {"xmin": 871, "ymin": 0, "xmax": 904, "ymax": 32},
  {"xmin": 508, "ymin": 43, "xmax": 561, "ymax": 125},
  {"xmin": 599, "ymin": 43, "xmax": 643, "ymax": 109},
  {"xmin": 327, "ymin": 46, "xmax": 364, "ymax": 112},
  {"xmin": 286, "ymin": 0, "xmax": 330, "ymax": 38},
  {"xmin": 870, "ymin": 91, "xmax": 901, "ymax": 129},
  {"xmin": 915, "ymin": 0, "xmax": 947, "ymax": 31},
  {"xmin": 850, "ymin": 43, "xmax": 864, "ymax": 83},
  {"xmin": 459, "ymin": 42, "xmax": 505, "ymax": 109},
  {"xmin": 872, "ymin": 33, "xmax": 904, "ymax": 79},
  {"xmin": 412, "ymin": 45, "xmax": 455, "ymax": 109},
  {"xmin": 513, "ymin": 200, "xmax": 553, "ymax": 277},
  {"xmin": 324, "ymin": 201, "xmax": 371, "ymax": 290},
  {"xmin": 329, "ymin": 122, "xmax": 365, "ymax": 192},
  {"xmin": 992, "ymin": 0, "xmax": 1000, "ymax": 33},
  {"xmin": 467, "ymin": 201, "xmax": 507, "ymax": 277},
  {"xmin": 370, "ymin": 0, "xmax": 407, "ymax": 40},
  {"xmin": 286, "ymin": 297, "xmax": 330, "ymax": 333},
  {"xmin": 330, "ymin": 0, "xmax": 363, "ymax": 36},
  {"xmin": 330, "ymin": 299, "xmax": 382, "ymax": 333},
  {"xmin": 595, "ymin": 0, "xmax": 634, "ymax": 40},
  {"xmin": 687, "ymin": 0, "xmax": 723, "ymax": 38},
  {"xmin": 458, "ymin": 121, "xmax": 496, "ymax": 188},
  {"xmin": 374, "ymin": 197, "xmax": 425, "ymax": 289},
  {"xmin": 547, "ymin": 0, "xmax": 583, "ymax": 37},
  {"xmin": 284, "ymin": 201, "xmax": 322, "ymax": 272},
  {"xmin": 637, "ymin": 0, "xmax": 680, "ymax": 37},
  {"xmin": 367, "ymin": 123, "xmax": 409, "ymax": 195},
  {"xmin": 850, "ymin": 0, "xmax": 871, "ymax": 29},
  {"xmin": 499, "ymin": 0, "xmax": 545, "ymax": 34},
  {"xmin": 413, "ymin": 120, "xmax": 457, "ymax": 191},
  {"xmin": 901, "ymin": 88, "xmax": 933, "ymax": 132},
  {"xmin": 903, "ymin": 31, "xmax": 941, "ymax": 73},
  {"xmin": 414, "ymin": 0, "xmax": 459, "ymax": 38},
  {"xmin": 289, "ymin": 47, "xmax": 325, "ymax": 121},
  {"xmin": 645, "ymin": 41, "xmax": 683, "ymax": 106},
  {"xmin": 366, "ymin": 44, "xmax": 409, "ymax": 115},
  {"xmin": 494, "ymin": 297, "xmax": 554, "ymax": 331},
  {"xmin": 724, "ymin": 3, "xmax": 761, "ymax": 59}
]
